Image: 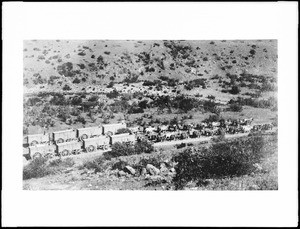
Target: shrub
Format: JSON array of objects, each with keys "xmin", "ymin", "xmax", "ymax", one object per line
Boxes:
[
  {"xmin": 63, "ymin": 84, "xmax": 72, "ymax": 91},
  {"xmin": 73, "ymin": 78, "xmax": 81, "ymax": 84},
  {"xmin": 76, "ymin": 115, "xmax": 86, "ymax": 124},
  {"xmin": 134, "ymin": 139, "xmax": 154, "ymax": 154},
  {"xmin": 108, "ymin": 142, "xmax": 136, "ymax": 158},
  {"xmin": 229, "ymin": 103, "xmax": 243, "ymax": 112},
  {"xmin": 107, "ymin": 81, "xmax": 114, "ymax": 88},
  {"xmin": 23, "ymin": 157, "xmax": 50, "ymax": 180},
  {"xmin": 172, "ymin": 135, "xmax": 265, "ymax": 189},
  {"xmin": 106, "ymin": 89, "xmax": 119, "ymax": 99},
  {"xmin": 79, "ymin": 157, "xmax": 106, "ymax": 173},
  {"xmin": 229, "ymin": 85, "xmax": 240, "ymax": 94}
]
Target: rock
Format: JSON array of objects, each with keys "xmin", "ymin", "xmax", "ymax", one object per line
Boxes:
[
  {"xmin": 124, "ymin": 165, "xmax": 136, "ymax": 175},
  {"xmin": 141, "ymin": 168, "xmax": 147, "ymax": 176},
  {"xmin": 146, "ymin": 164, "xmax": 160, "ymax": 175},
  {"xmin": 64, "ymin": 168, "xmax": 73, "ymax": 173},
  {"xmin": 118, "ymin": 170, "xmax": 127, "ymax": 177},
  {"xmin": 169, "ymin": 168, "xmax": 176, "ymax": 173},
  {"xmin": 249, "ymin": 185, "xmax": 259, "ymax": 190},
  {"xmin": 160, "ymin": 163, "xmax": 169, "ymax": 175},
  {"xmin": 254, "ymin": 163, "xmax": 263, "ymax": 171},
  {"xmin": 80, "ymin": 170, "xmax": 87, "ymax": 175}
]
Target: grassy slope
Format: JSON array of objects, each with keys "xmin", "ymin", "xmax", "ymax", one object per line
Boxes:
[{"xmin": 24, "ymin": 40, "xmax": 277, "ymax": 93}]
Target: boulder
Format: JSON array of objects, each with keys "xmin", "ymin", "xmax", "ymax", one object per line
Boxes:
[
  {"xmin": 169, "ymin": 168, "xmax": 176, "ymax": 174},
  {"xmin": 146, "ymin": 164, "xmax": 160, "ymax": 175},
  {"xmin": 118, "ymin": 170, "xmax": 127, "ymax": 177},
  {"xmin": 141, "ymin": 168, "xmax": 147, "ymax": 176},
  {"xmin": 160, "ymin": 163, "xmax": 169, "ymax": 175},
  {"xmin": 124, "ymin": 165, "xmax": 136, "ymax": 175}
]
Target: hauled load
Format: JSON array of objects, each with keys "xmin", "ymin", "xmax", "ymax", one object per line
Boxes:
[
  {"xmin": 29, "ymin": 144, "xmax": 56, "ymax": 159},
  {"xmin": 102, "ymin": 122, "xmax": 127, "ymax": 135},
  {"xmin": 52, "ymin": 129, "xmax": 77, "ymax": 144},
  {"xmin": 23, "ymin": 118, "xmax": 276, "ymax": 161},
  {"xmin": 56, "ymin": 141, "xmax": 82, "ymax": 156},
  {"xmin": 110, "ymin": 133, "xmax": 135, "ymax": 145},
  {"xmin": 27, "ymin": 133, "xmax": 50, "ymax": 146},
  {"xmin": 77, "ymin": 126, "xmax": 103, "ymax": 140},
  {"xmin": 83, "ymin": 136, "xmax": 110, "ymax": 152}
]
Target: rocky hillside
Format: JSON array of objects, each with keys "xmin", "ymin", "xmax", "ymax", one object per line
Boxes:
[{"xmin": 23, "ymin": 40, "xmax": 277, "ymax": 93}]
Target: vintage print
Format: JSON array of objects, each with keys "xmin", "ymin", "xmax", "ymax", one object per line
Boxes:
[{"xmin": 23, "ymin": 40, "xmax": 278, "ymax": 190}]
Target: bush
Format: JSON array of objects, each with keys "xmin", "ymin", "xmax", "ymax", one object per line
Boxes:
[
  {"xmin": 172, "ymin": 135, "xmax": 265, "ymax": 189},
  {"xmin": 23, "ymin": 157, "xmax": 50, "ymax": 180},
  {"xmin": 229, "ymin": 103, "xmax": 243, "ymax": 112},
  {"xmin": 108, "ymin": 142, "xmax": 136, "ymax": 158},
  {"xmin": 107, "ymin": 81, "xmax": 114, "ymax": 88},
  {"xmin": 23, "ymin": 157, "xmax": 75, "ymax": 180},
  {"xmin": 79, "ymin": 157, "xmax": 106, "ymax": 173},
  {"xmin": 229, "ymin": 85, "xmax": 240, "ymax": 94},
  {"xmin": 106, "ymin": 89, "xmax": 119, "ymax": 99},
  {"xmin": 73, "ymin": 78, "xmax": 81, "ymax": 84},
  {"xmin": 70, "ymin": 96, "xmax": 83, "ymax": 106},
  {"xmin": 134, "ymin": 139, "xmax": 154, "ymax": 154},
  {"xmin": 63, "ymin": 84, "xmax": 72, "ymax": 91}
]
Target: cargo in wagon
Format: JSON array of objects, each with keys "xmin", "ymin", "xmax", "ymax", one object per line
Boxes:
[
  {"xmin": 29, "ymin": 144, "xmax": 56, "ymax": 159},
  {"xmin": 77, "ymin": 126, "xmax": 103, "ymax": 140},
  {"xmin": 52, "ymin": 129, "xmax": 77, "ymax": 144},
  {"xmin": 110, "ymin": 133, "xmax": 135, "ymax": 145},
  {"xmin": 56, "ymin": 141, "xmax": 82, "ymax": 156},
  {"xmin": 102, "ymin": 122, "xmax": 127, "ymax": 135},
  {"xmin": 26, "ymin": 133, "xmax": 50, "ymax": 146},
  {"xmin": 83, "ymin": 136, "xmax": 110, "ymax": 152}
]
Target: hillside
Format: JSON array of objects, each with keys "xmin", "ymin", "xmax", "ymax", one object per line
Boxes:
[
  {"xmin": 23, "ymin": 40, "xmax": 278, "ymax": 135},
  {"xmin": 23, "ymin": 40, "xmax": 277, "ymax": 93}
]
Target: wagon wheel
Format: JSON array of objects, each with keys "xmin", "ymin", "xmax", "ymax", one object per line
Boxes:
[
  {"xmin": 32, "ymin": 152, "xmax": 42, "ymax": 159},
  {"xmin": 106, "ymin": 131, "xmax": 113, "ymax": 137},
  {"xmin": 30, "ymin": 140, "xmax": 39, "ymax": 146},
  {"xmin": 57, "ymin": 138, "xmax": 64, "ymax": 144},
  {"xmin": 81, "ymin": 134, "xmax": 88, "ymax": 141},
  {"xmin": 61, "ymin": 150, "xmax": 69, "ymax": 156},
  {"xmin": 87, "ymin": 145, "xmax": 95, "ymax": 152}
]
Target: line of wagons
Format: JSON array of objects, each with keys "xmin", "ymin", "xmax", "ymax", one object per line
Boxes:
[
  {"xmin": 139, "ymin": 118, "xmax": 274, "ymax": 142},
  {"xmin": 24, "ymin": 119, "xmax": 274, "ymax": 160},
  {"xmin": 24, "ymin": 122, "xmax": 136, "ymax": 159}
]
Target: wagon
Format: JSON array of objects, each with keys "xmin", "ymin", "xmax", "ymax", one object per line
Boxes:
[
  {"xmin": 56, "ymin": 141, "xmax": 83, "ymax": 156},
  {"xmin": 29, "ymin": 144, "xmax": 56, "ymax": 159},
  {"xmin": 102, "ymin": 122, "xmax": 127, "ymax": 135},
  {"xmin": 52, "ymin": 129, "xmax": 77, "ymax": 144},
  {"xmin": 83, "ymin": 136, "xmax": 110, "ymax": 152},
  {"xmin": 242, "ymin": 125, "xmax": 252, "ymax": 133},
  {"xmin": 26, "ymin": 133, "xmax": 50, "ymax": 146},
  {"xmin": 77, "ymin": 126, "xmax": 103, "ymax": 140},
  {"xmin": 110, "ymin": 133, "xmax": 135, "ymax": 145}
]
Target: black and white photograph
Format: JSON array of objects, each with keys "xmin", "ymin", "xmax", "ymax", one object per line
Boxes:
[
  {"xmin": 22, "ymin": 39, "xmax": 279, "ymax": 191},
  {"xmin": 2, "ymin": 2, "xmax": 298, "ymax": 227}
]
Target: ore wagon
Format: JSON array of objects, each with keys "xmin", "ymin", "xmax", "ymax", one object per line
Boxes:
[
  {"xmin": 56, "ymin": 141, "xmax": 83, "ymax": 156},
  {"xmin": 26, "ymin": 133, "xmax": 50, "ymax": 146},
  {"xmin": 110, "ymin": 133, "xmax": 135, "ymax": 145},
  {"xmin": 52, "ymin": 129, "xmax": 77, "ymax": 144},
  {"xmin": 77, "ymin": 126, "xmax": 103, "ymax": 140},
  {"xmin": 102, "ymin": 122, "xmax": 127, "ymax": 135},
  {"xmin": 29, "ymin": 144, "xmax": 56, "ymax": 159},
  {"xmin": 83, "ymin": 136, "xmax": 110, "ymax": 152}
]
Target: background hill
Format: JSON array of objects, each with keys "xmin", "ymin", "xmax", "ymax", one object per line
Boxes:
[{"xmin": 23, "ymin": 40, "xmax": 277, "ymax": 93}]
